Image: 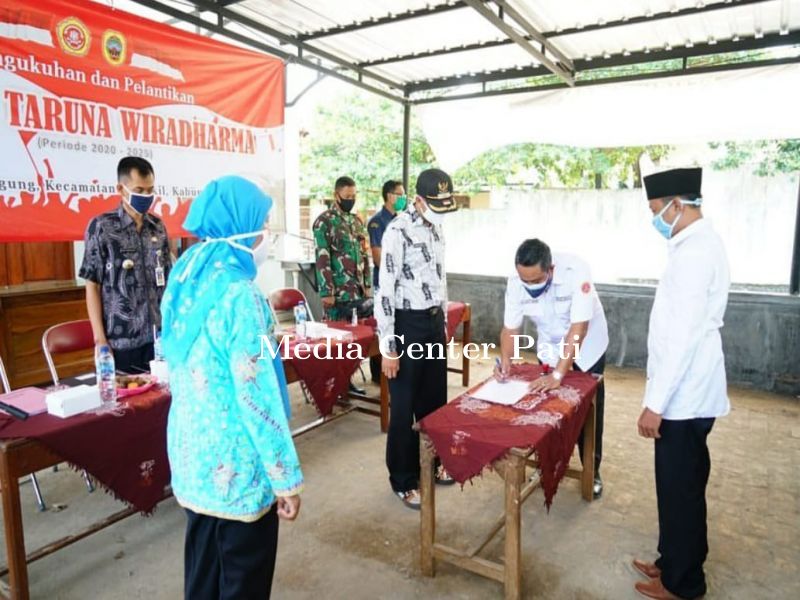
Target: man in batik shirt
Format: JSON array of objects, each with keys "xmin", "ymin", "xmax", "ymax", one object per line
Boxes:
[{"xmin": 80, "ymin": 156, "xmax": 171, "ymax": 373}]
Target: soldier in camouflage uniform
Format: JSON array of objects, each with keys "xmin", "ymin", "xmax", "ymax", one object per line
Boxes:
[{"xmin": 313, "ymin": 175, "xmax": 372, "ymax": 321}]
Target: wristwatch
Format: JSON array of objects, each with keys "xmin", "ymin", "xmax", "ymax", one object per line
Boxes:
[{"xmin": 552, "ymin": 371, "xmax": 563, "ymax": 382}]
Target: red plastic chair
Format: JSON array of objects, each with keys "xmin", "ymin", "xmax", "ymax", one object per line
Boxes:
[
  {"xmin": 41, "ymin": 319, "xmax": 96, "ymax": 495},
  {"xmin": 1, "ymin": 356, "xmax": 47, "ymax": 511},
  {"xmin": 268, "ymin": 288, "xmax": 316, "ymax": 321},
  {"xmin": 42, "ymin": 319, "xmax": 95, "ymax": 385}
]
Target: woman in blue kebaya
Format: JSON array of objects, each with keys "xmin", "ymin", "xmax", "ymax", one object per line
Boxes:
[{"xmin": 161, "ymin": 175, "xmax": 302, "ymax": 600}]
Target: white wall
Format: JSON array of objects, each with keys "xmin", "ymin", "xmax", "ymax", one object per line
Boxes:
[{"xmin": 443, "ymin": 170, "xmax": 799, "ymax": 286}]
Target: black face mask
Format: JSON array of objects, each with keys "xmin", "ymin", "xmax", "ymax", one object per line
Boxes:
[{"xmin": 338, "ymin": 196, "xmax": 355, "ymax": 213}]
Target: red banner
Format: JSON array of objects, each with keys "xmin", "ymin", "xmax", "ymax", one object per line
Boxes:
[{"xmin": 0, "ymin": 0, "xmax": 285, "ymax": 241}]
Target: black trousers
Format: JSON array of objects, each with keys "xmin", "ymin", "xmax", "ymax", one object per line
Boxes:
[
  {"xmin": 574, "ymin": 353, "xmax": 605, "ymax": 473},
  {"xmin": 184, "ymin": 506, "xmax": 279, "ymax": 600},
  {"xmin": 114, "ymin": 342, "xmax": 154, "ymax": 374},
  {"xmin": 655, "ymin": 418, "xmax": 715, "ymax": 600},
  {"xmin": 386, "ymin": 307, "xmax": 447, "ymax": 493}
]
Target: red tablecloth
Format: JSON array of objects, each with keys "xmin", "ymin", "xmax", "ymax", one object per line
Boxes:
[
  {"xmin": 445, "ymin": 301, "xmax": 467, "ymax": 342},
  {"xmin": 0, "ymin": 388, "xmax": 171, "ymax": 514},
  {"xmin": 361, "ymin": 300, "xmax": 467, "ymax": 342},
  {"xmin": 282, "ymin": 322, "xmax": 375, "ymax": 416},
  {"xmin": 418, "ymin": 364, "xmax": 599, "ymax": 508}
]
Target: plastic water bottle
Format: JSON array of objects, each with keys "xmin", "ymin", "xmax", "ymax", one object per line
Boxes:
[
  {"xmin": 153, "ymin": 326, "xmax": 164, "ymax": 360},
  {"xmin": 293, "ymin": 301, "xmax": 308, "ymax": 338},
  {"xmin": 351, "ymin": 307, "xmax": 358, "ymax": 326},
  {"xmin": 96, "ymin": 345, "xmax": 117, "ymax": 403}
]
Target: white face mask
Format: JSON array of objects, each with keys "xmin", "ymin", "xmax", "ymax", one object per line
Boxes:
[
  {"xmin": 421, "ymin": 202, "xmax": 444, "ymax": 227},
  {"xmin": 250, "ymin": 236, "xmax": 270, "ymax": 266},
  {"xmin": 178, "ymin": 228, "xmax": 271, "ymax": 282}
]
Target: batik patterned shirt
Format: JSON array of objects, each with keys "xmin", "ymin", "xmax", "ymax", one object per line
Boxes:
[
  {"xmin": 79, "ymin": 205, "xmax": 171, "ymax": 350},
  {"xmin": 375, "ymin": 209, "xmax": 448, "ymax": 353},
  {"xmin": 165, "ymin": 280, "xmax": 303, "ymax": 521}
]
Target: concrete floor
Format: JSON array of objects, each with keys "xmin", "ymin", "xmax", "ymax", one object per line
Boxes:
[{"xmin": 1, "ymin": 354, "xmax": 798, "ymax": 599}]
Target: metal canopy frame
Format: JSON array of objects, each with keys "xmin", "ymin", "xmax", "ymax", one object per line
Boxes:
[
  {"xmin": 462, "ymin": 0, "xmax": 574, "ymax": 86},
  {"xmin": 128, "ymin": 0, "xmax": 800, "ymax": 293},
  {"xmin": 131, "ymin": 0, "xmax": 800, "ymax": 104}
]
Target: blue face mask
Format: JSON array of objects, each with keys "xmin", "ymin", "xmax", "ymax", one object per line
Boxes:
[
  {"xmin": 652, "ymin": 200, "xmax": 679, "ymax": 240},
  {"xmin": 124, "ymin": 185, "xmax": 155, "ymax": 214},
  {"xmin": 652, "ymin": 198, "xmax": 702, "ymax": 239},
  {"xmin": 523, "ymin": 274, "xmax": 552, "ymax": 299}
]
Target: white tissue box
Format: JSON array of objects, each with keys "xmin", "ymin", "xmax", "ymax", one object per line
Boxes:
[
  {"xmin": 46, "ymin": 385, "xmax": 102, "ymax": 418},
  {"xmin": 303, "ymin": 321, "xmax": 326, "ymax": 338},
  {"xmin": 304, "ymin": 321, "xmax": 352, "ymax": 340},
  {"xmin": 149, "ymin": 360, "xmax": 170, "ymax": 384},
  {"xmin": 319, "ymin": 327, "xmax": 353, "ymax": 341}
]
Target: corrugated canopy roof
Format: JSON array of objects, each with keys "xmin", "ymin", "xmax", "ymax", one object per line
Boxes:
[{"xmin": 125, "ymin": 0, "xmax": 800, "ymax": 103}]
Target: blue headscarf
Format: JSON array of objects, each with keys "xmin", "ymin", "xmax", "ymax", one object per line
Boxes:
[{"xmin": 160, "ymin": 175, "xmax": 290, "ymax": 415}]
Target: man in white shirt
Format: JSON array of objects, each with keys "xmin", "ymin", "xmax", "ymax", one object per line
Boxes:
[
  {"xmin": 633, "ymin": 168, "xmax": 730, "ymax": 600},
  {"xmin": 376, "ymin": 168, "xmax": 458, "ymax": 510},
  {"xmin": 496, "ymin": 239, "xmax": 609, "ymax": 497}
]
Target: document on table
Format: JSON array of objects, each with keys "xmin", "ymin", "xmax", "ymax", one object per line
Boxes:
[{"xmin": 469, "ymin": 379, "xmax": 530, "ymax": 405}]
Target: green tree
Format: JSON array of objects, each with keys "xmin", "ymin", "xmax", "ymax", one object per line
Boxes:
[
  {"xmin": 299, "ymin": 92, "xmax": 434, "ymax": 208},
  {"xmin": 452, "ymin": 144, "xmax": 671, "ymax": 192},
  {"xmin": 299, "ymin": 90, "xmax": 673, "ymax": 197},
  {"xmin": 709, "ymin": 140, "xmax": 800, "ymax": 175}
]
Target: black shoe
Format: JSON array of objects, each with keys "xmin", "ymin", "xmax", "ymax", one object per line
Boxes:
[
  {"xmin": 593, "ymin": 474, "xmax": 603, "ymax": 499},
  {"xmin": 349, "ymin": 382, "xmax": 366, "ymax": 395}
]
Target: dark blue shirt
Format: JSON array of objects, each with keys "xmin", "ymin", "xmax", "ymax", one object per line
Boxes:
[{"xmin": 367, "ymin": 206, "xmax": 396, "ymax": 289}]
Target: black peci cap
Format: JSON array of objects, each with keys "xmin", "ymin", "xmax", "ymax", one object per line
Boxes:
[{"xmin": 643, "ymin": 167, "xmax": 702, "ymax": 200}]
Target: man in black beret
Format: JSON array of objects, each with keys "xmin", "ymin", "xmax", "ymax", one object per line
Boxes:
[{"xmin": 633, "ymin": 167, "xmax": 731, "ymax": 600}]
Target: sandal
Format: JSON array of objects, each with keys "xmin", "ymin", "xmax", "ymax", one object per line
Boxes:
[
  {"xmin": 435, "ymin": 466, "xmax": 456, "ymax": 486},
  {"xmin": 395, "ymin": 489, "xmax": 421, "ymax": 510}
]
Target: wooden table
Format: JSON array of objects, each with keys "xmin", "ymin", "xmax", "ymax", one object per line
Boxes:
[
  {"xmin": 419, "ymin": 383, "xmax": 598, "ymax": 600},
  {"xmin": 0, "ymin": 437, "xmax": 171, "ymax": 600},
  {"xmin": 285, "ymin": 302, "xmax": 472, "ymax": 437},
  {"xmin": 446, "ymin": 303, "xmax": 472, "ymax": 388},
  {"xmin": 283, "ymin": 334, "xmax": 391, "ymax": 435}
]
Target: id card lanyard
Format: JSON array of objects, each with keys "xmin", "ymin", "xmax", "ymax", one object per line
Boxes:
[{"xmin": 154, "ymin": 246, "xmax": 165, "ymax": 287}]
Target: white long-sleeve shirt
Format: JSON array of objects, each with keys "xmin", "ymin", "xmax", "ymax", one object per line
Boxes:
[
  {"xmin": 503, "ymin": 252, "xmax": 608, "ymax": 370},
  {"xmin": 644, "ymin": 218, "xmax": 730, "ymax": 420},
  {"xmin": 375, "ymin": 209, "xmax": 447, "ymax": 353}
]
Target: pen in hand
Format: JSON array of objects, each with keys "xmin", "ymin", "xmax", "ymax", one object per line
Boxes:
[{"xmin": 495, "ymin": 357, "xmax": 508, "ymax": 383}]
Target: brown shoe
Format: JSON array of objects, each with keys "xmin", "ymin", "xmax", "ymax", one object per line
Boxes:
[
  {"xmin": 635, "ymin": 577, "xmax": 681, "ymax": 600},
  {"xmin": 633, "ymin": 558, "xmax": 662, "ymax": 579}
]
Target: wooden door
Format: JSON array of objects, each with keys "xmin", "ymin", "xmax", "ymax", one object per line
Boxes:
[{"xmin": 0, "ymin": 242, "xmax": 74, "ymax": 286}]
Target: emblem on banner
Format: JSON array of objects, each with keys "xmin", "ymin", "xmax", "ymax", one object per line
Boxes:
[
  {"xmin": 56, "ymin": 17, "xmax": 91, "ymax": 57},
  {"xmin": 102, "ymin": 30, "xmax": 127, "ymax": 66}
]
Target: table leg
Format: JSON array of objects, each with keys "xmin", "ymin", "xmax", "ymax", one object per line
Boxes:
[
  {"xmin": 504, "ymin": 453, "xmax": 525, "ymax": 600},
  {"xmin": 0, "ymin": 451, "xmax": 29, "ymax": 600},
  {"xmin": 420, "ymin": 434, "xmax": 436, "ymax": 577},
  {"xmin": 581, "ymin": 392, "xmax": 597, "ymax": 502},
  {"xmin": 380, "ymin": 373, "xmax": 389, "ymax": 434},
  {"xmin": 461, "ymin": 317, "xmax": 471, "ymax": 387}
]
